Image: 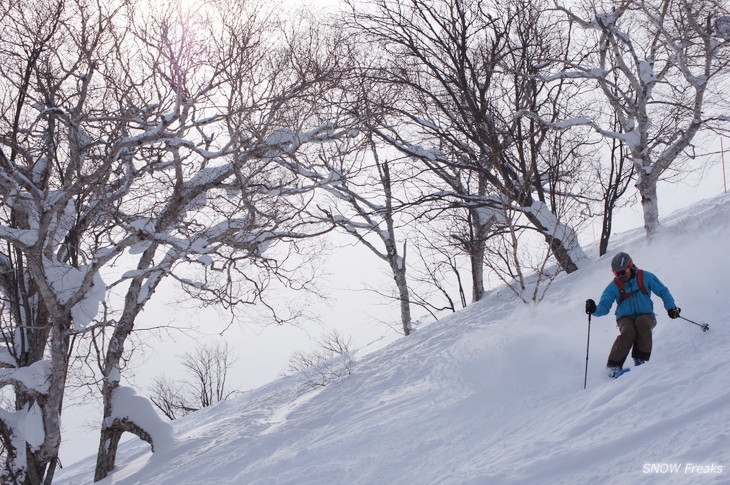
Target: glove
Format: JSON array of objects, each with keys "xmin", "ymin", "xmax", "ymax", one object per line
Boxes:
[
  {"xmin": 668, "ymin": 307, "xmax": 681, "ymax": 319},
  {"xmin": 585, "ymin": 299, "xmax": 597, "ymax": 315}
]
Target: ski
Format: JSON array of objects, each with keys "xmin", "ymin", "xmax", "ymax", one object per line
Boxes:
[{"xmin": 614, "ymin": 368, "xmax": 631, "ymax": 379}]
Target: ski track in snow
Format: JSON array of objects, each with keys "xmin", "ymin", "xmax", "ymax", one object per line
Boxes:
[{"xmin": 56, "ymin": 193, "xmax": 730, "ymax": 485}]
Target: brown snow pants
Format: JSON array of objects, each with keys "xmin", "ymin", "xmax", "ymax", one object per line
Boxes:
[{"xmin": 607, "ymin": 314, "xmax": 657, "ymax": 368}]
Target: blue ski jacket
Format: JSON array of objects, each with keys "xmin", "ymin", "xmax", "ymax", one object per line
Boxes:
[{"xmin": 592, "ymin": 269, "xmax": 676, "ymax": 319}]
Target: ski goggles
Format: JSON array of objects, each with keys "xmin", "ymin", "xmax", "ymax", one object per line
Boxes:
[{"xmin": 613, "ymin": 268, "xmax": 631, "ymax": 277}]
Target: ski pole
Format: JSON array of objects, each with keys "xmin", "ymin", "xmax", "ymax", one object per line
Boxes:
[
  {"xmin": 584, "ymin": 313, "xmax": 591, "ymax": 389},
  {"xmin": 677, "ymin": 315, "xmax": 710, "ymax": 332}
]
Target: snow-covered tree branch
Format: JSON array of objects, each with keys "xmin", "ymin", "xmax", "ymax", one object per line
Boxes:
[
  {"xmin": 0, "ymin": 1, "xmax": 355, "ymax": 483},
  {"xmin": 541, "ymin": 0, "xmax": 730, "ymax": 237},
  {"xmin": 341, "ymin": 0, "xmax": 590, "ymax": 301}
]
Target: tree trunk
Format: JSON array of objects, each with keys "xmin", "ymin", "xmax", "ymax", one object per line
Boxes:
[
  {"xmin": 94, "ymin": 424, "xmax": 124, "ymax": 482},
  {"xmin": 95, "ymin": 413, "xmax": 155, "ymax": 482},
  {"xmin": 520, "ymin": 198, "xmax": 584, "ymax": 274},
  {"xmin": 94, "ymin": 376, "xmax": 120, "ymax": 482},
  {"xmin": 546, "ymin": 235, "xmax": 579, "ymax": 273},
  {"xmin": 637, "ymin": 173, "xmax": 660, "ymax": 238},
  {"xmin": 469, "ymin": 235, "xmax": 486, "ymax": 302},
  {"xmin": 468, "ymin": 194, "xmax": 492, "ymax": 302},
  {"xmin": 392, "ymin": 259, "xmax": 412, "ymax": 336},
  {"xmin": 94, "ymin": 330, "xmax": 133, "ymax": 482},
  {"xmin": 16, "ymin": 322, "xmax": 70, "ymax": 485},
  {"xmin": 379, "ymin": 160, "xmax": 413, "ymax": 335},
  {"xmin": 384, "ymin": 234, "xmax": 411, "ymax": 336},
  {"xmin": 599, "ymin": 135, "xmax": 633, "ymax": 256},
  {"xmin": 94, "ymin": 243, "xmax": 157, "ymax": 481}
]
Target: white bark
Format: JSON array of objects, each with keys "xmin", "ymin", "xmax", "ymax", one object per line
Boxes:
[{"xmin": 549, "ymin": 0, "xmax": 730, "ymax": 238}]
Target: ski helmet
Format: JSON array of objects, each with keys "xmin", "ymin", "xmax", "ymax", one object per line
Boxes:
[{"xmin": 611, "ymin": 252, "xmax": 633, "ymax": 272}]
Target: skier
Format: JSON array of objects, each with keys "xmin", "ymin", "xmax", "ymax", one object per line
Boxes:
[{"xmin": 585, "ymin": 252, "xmax": 681, "ymax": 378}]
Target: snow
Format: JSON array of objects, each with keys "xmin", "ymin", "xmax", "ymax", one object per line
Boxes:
[
  {"xmin": 404, "ymin": 142, "xmax": 441, "ymax": 161},
  {"xmin": 129, "ymin": 218, "xmax": 153, "ymax": 232},
  {"xmin": 71, "ymin": 271, "xmax": 106, "ymax": 330},
  {"xmin": 187, "ymin": 237, "xmax": 209, "ymax": 254},
  {"xmin": 594, "ymin": 12, "xmax": 618, "ymax": 29},
  {"xmin": 540, "ymin": 71, "xmax": 589, "ymax": 82},
  {"xmin": 0, "ymin": 345, "xmax": 14, "ymax": 367},
  {"xmin": 24, "ymin": 403, "xmax": 45, "ymax": 450},
  {"xmin": 39, "ymin": 259, "xmax": 106, "ymax": 329},
  {"xmin": 0, "ymin": 225, "xmax": 38, "ymax": 246},
  {"xmin": 526, "ymin": 200, "xmax": 588, "ymax": 265},
  {"xmin": 621, "ymin": 128, "xmax": 642, "ymax": 150},
  {"xmin": 55, "ymin": 193, "xmax": 730, "ymax": 485},
  {"xmin": 715, "ymin": 16, "xmax": 730, "ymax": 40},
  {"xmin": 45, "ymin": 261, "xmax": 87, "ymax": 305},
  {"xmin": 0, "ymin": 360, "xmax": 52, "ymax": 394},
  {"xmin": 110, "ymin": 386, "xmax": 174, "ymax": 452},
  {"xmin": 43, "ymin": 259, "xmax": 107, "ymax": 330},
  {"xmin": 183, "ymin": 164, "xmax": 232, "ymax": 190},
  {"xmin": 638, "ymin": 60, "xmax": 658, "ymax": 85},
  {"xmin": 108, "ymin": 366, "xmax": 121, "ymax": 385},
  {"xmin": 128, "ymin": 240, "xmax": 153, "ymax": 255},
  {"xmin": 0, "ymin": 402, "xmax": 47, "ymax": 460},
  {"xmin": 266, "ymin": 128, "xmax": 296, "ymax": 146},
  {"xmin": 196, "ymin": 254, "xmax": 213, "ymax": 267}
]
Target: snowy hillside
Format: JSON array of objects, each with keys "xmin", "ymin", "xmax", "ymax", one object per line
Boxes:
[{"xmin": 57, "ymin": 194, "xmax": 730, "ymax": 485}]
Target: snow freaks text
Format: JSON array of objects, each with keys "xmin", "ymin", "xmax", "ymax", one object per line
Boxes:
[{"xmin": 642, "ymin": 463, "xmax": 724, "ymax": 475}]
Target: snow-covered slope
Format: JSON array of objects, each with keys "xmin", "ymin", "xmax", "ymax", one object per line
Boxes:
[{"xmin": 57, "ymin": 194, "xmax": 730, "ymax": 485}]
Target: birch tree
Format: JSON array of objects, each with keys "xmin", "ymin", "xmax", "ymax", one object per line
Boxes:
[
  {"xmin": 343, "ymin": 0, "xmax": 588, "ymax": 303},
  {"xmin": 0, "ymin": 0, "xmax": 352, "ymax": 483},
  {"xmin": 90, "ymin": 2, "xmax": 351, "ymax": 481},
  {"xmin": 318, "ymin": 142, "xmax": 415, "ymax": 336},
  {"xmin": 0, "ymin": 1, "xmax": 131, "ymax": 482},
  {"xmin": 547, "ymin": 0, "xmax": 730, "ymax": 237}
]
